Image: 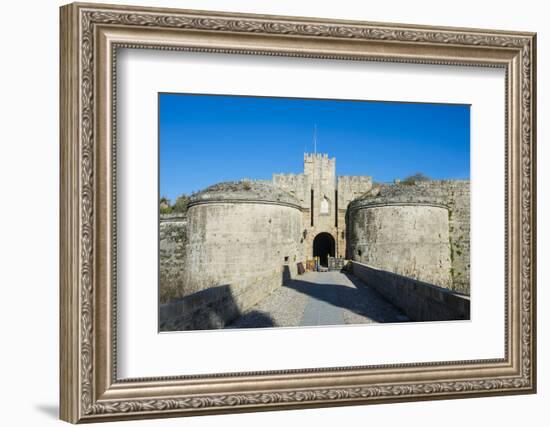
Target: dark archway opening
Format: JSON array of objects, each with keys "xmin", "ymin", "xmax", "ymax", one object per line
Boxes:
[{"xmin": 313, "ymin": 232, "xmax": 336, "ymax": 267}]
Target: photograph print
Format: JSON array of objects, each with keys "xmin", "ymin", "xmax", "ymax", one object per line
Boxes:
[{"xmin": 159, "ymin": 93, "xmax": 471, "ymax": 332}]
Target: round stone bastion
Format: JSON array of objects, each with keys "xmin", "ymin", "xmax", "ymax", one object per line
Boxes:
[
  {"xmin": 180, "ymin": 181, "xmax": 303, "ymax": 329},
  {"xmin": 347, "ymin": 185, "xmax": 453, "ymax": 288}
]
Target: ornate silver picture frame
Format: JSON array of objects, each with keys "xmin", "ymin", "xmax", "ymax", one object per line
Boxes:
[{"xmin": 60, "ymin": 2, "xmax": 536, "ymax": 423}]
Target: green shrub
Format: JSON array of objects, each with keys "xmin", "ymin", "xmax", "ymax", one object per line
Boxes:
[
  {"xmin": 159, "ymin": 196, "xmax": 171, "ymax": 213},
  {"xmin": 172, "ymin": 194, "xmax": 190, "ymax": 213},
  {"xmin": 160, "ymin": 205, "xmax": 172, "ymax": 214},
  {"xmin": 401, "ymin": 172, "xmax": 431, "ymax": 185}
]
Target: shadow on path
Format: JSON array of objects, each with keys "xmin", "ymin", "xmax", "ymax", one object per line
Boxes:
[
  {"xmin": 161, "ymin": 284, "xmax": 277, "ymax": 331},
  {"xmin": 283, "ymin": 271, "xmax": 409, "ymax": 323},
  {"xmin": 225, "ymin": 310, "xmax": 276, "ymax": 329}
]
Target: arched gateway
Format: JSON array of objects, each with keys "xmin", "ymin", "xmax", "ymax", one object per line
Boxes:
[{"xmin": 313, "ymin": 232, "xmax": 336, "ymax": 267}]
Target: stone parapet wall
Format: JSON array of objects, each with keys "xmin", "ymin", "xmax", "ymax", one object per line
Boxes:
[
  {"xmin": 337, "ymin": 175, "xmax": 373, "ymax": 209},
  {"xmin": 410, "ymin": 181, "xmax": 470, "ymax": 294},
  {"xmin": 189, "ymin": 180, "xmax": 302, "ymax": 208},
  {"xmin": 160, "ymin": 213, "xmax": 187, "ymax": 222},
  {"xmin": 159, "ymin": 218, "xmax": 187, "ymax": 304},
  {"xmin": 160, "ymin": 181, "xmax": 304, "ymax": 331},
  {"xmin": 350, "ymin": 261, "xmax": 470, "ymax": 321},
  {"xmin": 160, "ymin": 266, "xmax": 291, "ymax": 331},
  {"xmin": 349, "ymin": 180, "xmax": 470, "ymax": 294},
  {"xmin": 272, "ymin": 173, "xmax": 308, "ymax": 207},
  {"xmin": 159, "ymin": 164, "xmax": 471, "ymax": 330},
  {"xmin": 347, "ymin": 203, "xmax": 453, "ymax": 289}
]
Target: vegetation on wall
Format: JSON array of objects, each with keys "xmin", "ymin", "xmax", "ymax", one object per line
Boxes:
[
  {"xmin": 401, "ymin": 172, "xmax": 431, "ymax": 185},
  {"xmin": 159, "ymin": 194, "xmax": 190, "ymax": 214}
]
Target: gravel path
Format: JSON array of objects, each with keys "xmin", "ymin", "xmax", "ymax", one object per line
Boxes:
[{"xmin": 226, "ymin": 271, "xmax": 409, "ymax": 329}]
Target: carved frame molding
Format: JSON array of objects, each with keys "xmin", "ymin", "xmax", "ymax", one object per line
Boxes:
[{"xmin": 60, "ymin": 2, "xmax": 536, "ymax": 423}]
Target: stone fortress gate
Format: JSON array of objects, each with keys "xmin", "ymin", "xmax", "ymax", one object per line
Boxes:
[
  {"xmin": 160, "ymin": 153, "xmax": 470, "ymax": 331},
  {"xmin": 273, "ymin": 153, "xmax": 372, "ymax": 266}
]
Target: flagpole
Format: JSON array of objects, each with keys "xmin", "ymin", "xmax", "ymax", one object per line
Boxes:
[{"xmin": 314, "ymin": 124, "xmax": 317, "ymax": 154}]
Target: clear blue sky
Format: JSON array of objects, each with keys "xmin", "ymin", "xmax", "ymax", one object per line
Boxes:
[{"xmin": 159, "ymin": 93, "xmax": 470, "ymax": 201}]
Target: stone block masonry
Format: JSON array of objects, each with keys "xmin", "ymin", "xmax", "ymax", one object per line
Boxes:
[
  {"xmin": 159, "ymin": 153, "xmax": 471, "ymax": 331},
  {"xmin": 350, "ymin": 261, "xmax": 470, "ymax": 321},
  {"xmin": 159, "ymin": 215, "xmax": 187, "ymax": 304},
  {"xmin": 348, "ymin": 180, "xmax": 470, "ymax": 294},
  {"xmin": 273, "ymin": 154, "xmax": 373, "ymax": 260},
  {"xmin": 337, "ymin": 175, "xmax": 373, "ymax": 209},
  {"xmin": 348, "ymin": 204, "xmax": 453, "ymax": 289},
  {"xmin": 160, "ymin": 181, "xmax": 304, "ymax": 331}
]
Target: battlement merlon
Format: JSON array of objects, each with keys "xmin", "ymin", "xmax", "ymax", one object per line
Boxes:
[
  {"xmin": 303, "ymin": 152, "xmax": 335, "ymax": 162},
  {"xmin": 303, "ymin": 153, "xmax": 336, "ymax": 177}
]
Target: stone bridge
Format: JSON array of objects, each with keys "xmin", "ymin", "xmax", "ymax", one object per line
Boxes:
[
  {"xmin": 160, "ymin": 262, "xmax": 470, "ymax": 331},
  {"xmin": 226, "ymin": 270, "xmax": 409, "ymax": 328}
]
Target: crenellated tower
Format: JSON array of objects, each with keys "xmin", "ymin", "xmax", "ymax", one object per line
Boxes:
[{"xmin": 272, "ymin": 152, "xmax": 372, "ymax": 265}]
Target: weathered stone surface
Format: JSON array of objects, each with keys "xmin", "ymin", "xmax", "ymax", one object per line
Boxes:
[
  {"xmin": 350, "ymin": 261, "xmax": 470, "ymax": 321},
  {"xmin": 189, "ymin": 180, "xmax": 301, "ymax": 207},
  {"xmin": 160, "ymin": 181, "xmax": 304, "ymax": 331},
  {"xmin": 273, "ymin": 154, "xmax": 372, "ymax": 260},
  {"xmin": 349, "ymin": 180, "xmax": 470, "ymax": 294},
  {"xmin": 348, "ymin": 204, "xmax": 453, "ymax": 289},
  {"xmin": 337, "ymin": 175, "xmax": 373, "ymax": 208},
  {"xmin": 159, "ymin": 215, "xmax": 187, "ymax": 304},
  {"xmin": 160, "ymin": 156, "xmax": 471, "ymax": 331},
  {"xmin": 226, "ymin": 271, "xmax": 409, "ymax": 328}
]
